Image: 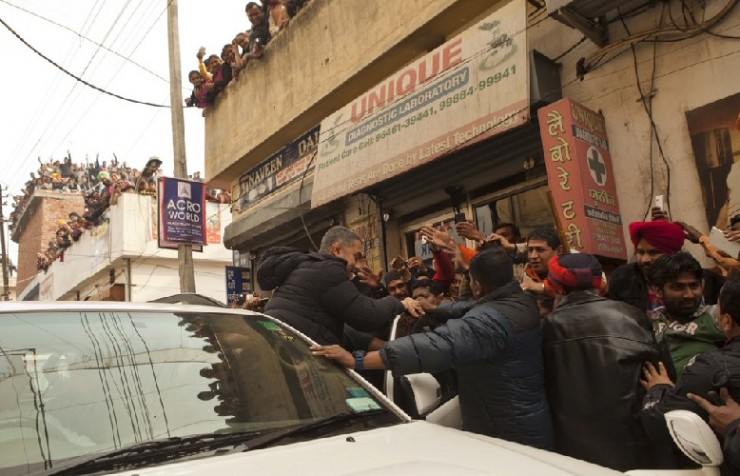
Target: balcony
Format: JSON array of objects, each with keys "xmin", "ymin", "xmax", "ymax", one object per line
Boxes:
[
  {"xmin": 18, "ymin": 193, "xmax": 232, "ymax": 302},
  {"xmin": 204, "ymin": 0, "xmax": 505, "ymax": 188}
]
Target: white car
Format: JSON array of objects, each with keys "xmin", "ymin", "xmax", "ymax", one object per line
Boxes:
[{"xmin": 0, "ymin": 302, "xmax": 719, "ymax": 475}]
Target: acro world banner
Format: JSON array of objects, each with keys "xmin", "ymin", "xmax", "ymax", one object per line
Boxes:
[
  {"xmin": 158, "ymin": 177, "xmax": 207, "ymax": 246},
  {"xmin": 311, "ymin": 0, "xmax": 529, "ymax": 208},
  {"xmin": 537, "ymin": 98, "xmax": 627, "ymax": 259}
]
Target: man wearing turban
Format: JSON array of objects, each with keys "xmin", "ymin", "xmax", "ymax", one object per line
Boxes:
[
  {"xmin": 609, "ymin": 219, "xmax": 724, "ymax": 319},
  {"xmin": 543, "ymin": 253, "xmax": 663, "ymax": 470}
]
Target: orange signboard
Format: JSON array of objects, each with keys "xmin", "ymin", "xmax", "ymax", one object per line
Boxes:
[{"xmin": 537, "ymin": 98, "xmax": 627, "ymax": 259}]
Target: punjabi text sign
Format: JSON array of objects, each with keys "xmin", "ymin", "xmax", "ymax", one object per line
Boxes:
[
  {"xmin": 311, "ymin": 0, "xmax": 529, "ymax": 208},
  {"xmin": 537, "ymin": 98, "xmax": 627, "ymax": 259}
]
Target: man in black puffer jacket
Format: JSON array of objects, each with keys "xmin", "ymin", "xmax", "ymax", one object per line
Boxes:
[
  {"xmin": 312, "ymin": 247, "xmax": 553, "ymax": 450},
  {"xmin": 257, "ymin": 226, "xmax": 421, "ymax": 345}
]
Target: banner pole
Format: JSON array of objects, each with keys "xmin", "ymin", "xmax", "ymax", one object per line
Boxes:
[{"xmin": 166, "ymin": 0, "xmax": 195, "ymax": 293}]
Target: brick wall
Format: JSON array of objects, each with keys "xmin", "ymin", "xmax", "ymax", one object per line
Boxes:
[{"xmin": 16, "ymin": 194, "xmax": 85, "ymax": 297}]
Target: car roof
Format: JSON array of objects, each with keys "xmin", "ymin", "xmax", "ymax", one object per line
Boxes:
[
  {"xmin": 0, "ymin": 300, "xmax": 252, "ymax": 314},
  {"xmin": 150, "ymin": 293, "xmax": 228, "ymax": 307}
]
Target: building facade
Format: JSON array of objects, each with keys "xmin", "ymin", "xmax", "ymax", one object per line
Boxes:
[
  {"xmin": 13, "ymin": 192, "xmax": 233, "ymax": 302},
  {"xmin": 205, "ymin": 0, "xmax": 740, "ymax": 281}
]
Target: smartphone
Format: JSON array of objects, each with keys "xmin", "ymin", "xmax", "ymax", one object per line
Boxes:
[
  {"xmin": 454, "ymin": 212, "xmax": 467, "ymax": 224},
  {"xmin": 654, "ymin": 195, "xmax": 664, "ymax": 211},
  {"xmin": 710, "ymin": 226, "xmax": 740, "ymax": 257}
]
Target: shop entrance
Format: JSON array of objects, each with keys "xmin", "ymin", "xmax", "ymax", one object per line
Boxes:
[{"xmin": 399, "ymin": 179, "xmax": 554, "ymax": 263}]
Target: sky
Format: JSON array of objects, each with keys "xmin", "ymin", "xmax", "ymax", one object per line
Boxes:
[{"xmin": 0, "ymin": 0, "xmax": 249, "ymax": 261}]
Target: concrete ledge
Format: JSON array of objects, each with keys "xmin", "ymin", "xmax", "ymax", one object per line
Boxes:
[{"xmin": 205, "ymin": 0, "xmax": 504, "ymax": 187}]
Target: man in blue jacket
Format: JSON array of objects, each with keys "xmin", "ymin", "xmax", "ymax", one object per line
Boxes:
[{"xmin": 312, "ymin": 247, "xmax": 553, "ymax": 450}]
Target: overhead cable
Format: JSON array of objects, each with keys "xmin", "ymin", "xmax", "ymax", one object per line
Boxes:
[{"xmin": 0, "ymin": 16, "xmax": 169, "ymax": 108}]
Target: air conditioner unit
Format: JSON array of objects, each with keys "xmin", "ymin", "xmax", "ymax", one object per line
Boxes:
[{"xmin": 545, "ymin": 0, "xmax": 652, "ymax": 46}]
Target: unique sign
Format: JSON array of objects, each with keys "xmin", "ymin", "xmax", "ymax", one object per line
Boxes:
[
  {"xmin": 158, "ymin": 177, "xmax": 207, "ymax": 248},
  {"xmin": 311, "ymin": 0, "xmax": 529, "ymax": 208},
  {"xmin": 226, "ymin": 266, "xmax": 251, "ymax": 304},
  {"xmin": 236, "ymin": 125, "xmax": 320, "ymax": 212},
  {"xmin": 538, "ymin": 98, "xmax": 627, "ymax": 259}
]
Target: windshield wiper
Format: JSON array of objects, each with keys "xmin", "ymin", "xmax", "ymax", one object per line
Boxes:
[
  {"xmin": 225, "ymin": 409, "xmax": 389, "ymax": 454},
  {"xmin": 39, "ymin": 430, "xmax": 263, "ymax": 476}
]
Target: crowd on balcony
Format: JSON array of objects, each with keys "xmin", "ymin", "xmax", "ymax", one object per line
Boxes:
[
  {"xmin": 185, "ymin": 0, "xmax": 312, "ymax": 109},
  {"xmin": 9, "ymin": 155, "xmax": 230, "ymax": 272}
]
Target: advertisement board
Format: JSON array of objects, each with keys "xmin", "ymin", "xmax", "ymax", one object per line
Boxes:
[
  {"xmin": 225, "ymin": 266, "xmax": 252, "ymax": 304},
  {"xmin": 158, "ymin": 177, "xmax": 207, "ymax": 249},
  {"xmin": 537, "ymin": 98, "xmax": 627, "ymax": 259},
  {"xmin": 236, "ymin": 126, "xmax": 320, "ymax": 212},
  {"xmin": 311, "ymin": 0, "xmax": 529, "ymax": 208}
]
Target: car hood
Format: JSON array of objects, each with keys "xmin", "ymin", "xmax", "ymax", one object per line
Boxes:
[{"xmin": 108, "ymin": 421, "xmax": 623, "ymax": 475}]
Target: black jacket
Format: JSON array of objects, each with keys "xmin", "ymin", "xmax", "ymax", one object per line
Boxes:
[
  {"xmin": 543, "ymin": 291, "xmax": 661, "ymax": 471},
  {"xmin": 380, "ymin": 281, "xmax": 553, "ymax": 450},
  {"xmin": 725, "ymin": 420, "xmax": 740, "ymax": 475},
  {"xmin": 609, "ymin": 262, "xmax": 725, "ymax": 312},
  {"xmin": 642, "ymin": 338, "xmax": 740, "ymax": 475},
  {"xmin": 257, "ymin": 247, "xmax": 404, "ymax": 345}
]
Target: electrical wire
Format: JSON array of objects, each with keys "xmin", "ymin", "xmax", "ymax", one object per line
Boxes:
[
  {"xmin": 3, "ymin": 0, "xmax": 107, "ymax": 181},
  {"xmin": 0, "ymin": 0, "xmax": 169, "ymax": 83},
  {"xmin": 0, "ymin": 16, "xmax": 169, "ymax": 107},
  {"xmin": 580, "ymin": 0, "xmax": 739, "ymax": 74},
  {"xmin": 620, "ymin": 4, "xmax": 674, "ymax": 221},
  {"xmin": 27, "ymin": 0, "xmax": 155, "ymax": 166},
  {"xmin": 553, "ymin": 35, "xmax": 587, "ymax": 62},
  {"xmin": 46, "ymin": 2, "xmax": 173, "ymax": 159}
]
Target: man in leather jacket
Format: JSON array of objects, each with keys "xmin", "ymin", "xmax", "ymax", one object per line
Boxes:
[{"xmin": 543, "ymin": 253, "xmax": 663, "ymax": 471}]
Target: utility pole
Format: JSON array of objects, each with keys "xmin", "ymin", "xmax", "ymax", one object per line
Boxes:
[
  {"xmin": 166, "ymin": 0, "xmax": 196, "ymax": 293},
  {"xmin": 0, "ymin": 188, "xmax": 10, "ymax": 301}
]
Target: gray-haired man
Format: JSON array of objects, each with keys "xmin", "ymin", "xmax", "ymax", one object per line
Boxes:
[{"xmin": 257, "ymin": 226, "xmax": 423, "ymax": 344}]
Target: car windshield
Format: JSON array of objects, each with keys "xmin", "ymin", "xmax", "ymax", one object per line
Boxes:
[{"xmin": 0, "ymin": 310, "xmax": 401, "ymax": 474}]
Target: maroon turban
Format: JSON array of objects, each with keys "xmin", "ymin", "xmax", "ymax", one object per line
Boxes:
[
  {"xmin": 629, "ymin": 221, "xmax": 684, "ymax": 255},
  {"xmin": 547, "ymin": 254, "xmax": 603, "ymax": 294}
]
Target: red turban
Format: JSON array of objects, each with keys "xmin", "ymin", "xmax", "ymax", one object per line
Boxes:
[
  {"xmin": 629, "ymin": 221, "xmax": 684, "ymax": 255},
  {"xmin": 547, "ymin": 254, "xmax": 603, "ymax": 294}
]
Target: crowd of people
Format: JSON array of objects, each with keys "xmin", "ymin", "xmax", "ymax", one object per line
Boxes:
[
  {"xmin": 242, "ymin": 209, "xmax": 740, "ymax": 472},
  {"xmin": 10, "ymin": 155, "xmax": 230, "ymax": 272},
  {"xmin": 185, "ymin": 0, "xmax": 312, "ymax": 109}
]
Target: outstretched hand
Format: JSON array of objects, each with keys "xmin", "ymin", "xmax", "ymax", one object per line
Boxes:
[
  {"xmin": 356, "ymin": 266, "xmax": 382, "ymax": 289},
  {"xmin": 456, "ymin": 221, "xmax": 485, "ymax": 242},
  {"xmin": 420, "ymin": 225, "xmax": 454, "ymax": 252},
  {"xmin": 688, "ymin": 387, "xmax": 740, "ymax": 436},
  {"xmin": 676, "ymin": 221, "xmax": 703, "ymax": 244},
  {"xmin": 640, "ymin": 362, "xmax": 674, "ymax": 390},
  {"xmin": 485, "ymin": 232, "xmax": 516, "ymax": 252},
  {"xmin": 310, "ymin": 345, "xmax": 354, "ymax": 368},
  {"xmin": 651, "ymin": 206, "xmax": 670, "ymax": 221},
  {"xmin": 402, "ymin": 297, "xmax": 425, "ymax": 318}
]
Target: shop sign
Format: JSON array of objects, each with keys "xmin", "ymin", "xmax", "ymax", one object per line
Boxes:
[
  {"xmin": 225, "ymin": 266, "xmax": 251, "ymax": 304},
  {"xmin": 537, "ymin": 98, "xmax": 627, "ymax": 259},
  {"xmin": 311, "ymin": 0, "xmax": 529, "ymax": 208},
  {"xmin": 158, "ymin": 177, "xmax": 207, "ymax": 248},
  {"xmin": 236, "ymin": 126, "xmax": 320, "ymax": 212}
]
